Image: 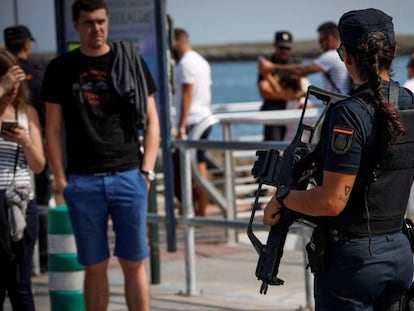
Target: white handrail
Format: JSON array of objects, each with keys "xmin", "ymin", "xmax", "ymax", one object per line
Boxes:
[
  {"xmin": 190, "ymin": 107, "xmax": 323, "ymax": 138},
  {"xmin": 187, "ymin": 106, "xmax": 324, "ymax": 215}
]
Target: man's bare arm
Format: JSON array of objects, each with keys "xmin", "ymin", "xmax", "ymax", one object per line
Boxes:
[
  {"xmin": 177, "ymin": 83, "xmax": 193, "ymax": 137},
  {"xmin": 46, "ymin": 103, "xmax": 66, "ymax": 194},
  {"xmin": 258, "ymin": 72, "xmax": 283, "ymax": 100},
  {"xmin": 258, "ymin": 58, "xmax": 321, "ymax": 77},
  {"xmin": 141, "ymin": 95, "xmax": 160, "ymax": 175}
]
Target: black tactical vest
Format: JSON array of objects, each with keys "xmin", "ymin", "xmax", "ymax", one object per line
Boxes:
[{"xmin": 318, "ymin": 81, "xmax": 414, "ymax": 234}]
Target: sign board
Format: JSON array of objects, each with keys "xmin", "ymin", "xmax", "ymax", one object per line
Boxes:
[{"xmin": 56, "ymin": 0, "xmax": 160, "ymax": 84}]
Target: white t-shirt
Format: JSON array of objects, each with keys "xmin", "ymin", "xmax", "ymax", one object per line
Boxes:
[
  {"xmin": 284, "ymin": 78, "xmax": 312, "ymax": 142},
  {"xmin": 173, "ymin": 50, "xmax": 212, "ymax": 127},
  {"xmin": 284, "ymin": 97, "xmax": 312, "ymax": 143},
  {"xmin": 404, "ymin": 78, "xmax": 414, "ymax": 214},
  {"xmin": 0, "ymin": 109, "xmax": 34, "ymax": 198},
  {"xmin": 314, "ymin": 49, "xmax": 350, "ymax": 95},
  {"xmin": 403, "ymin": 78, "xmax": 414, "ymax": 94}
]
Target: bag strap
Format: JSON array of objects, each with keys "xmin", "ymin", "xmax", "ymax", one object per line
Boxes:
[
  {"xmin": 352, "ymin": 80, "xmax": 400, "ymax": 170},
  {"xmin": 323, "ymin": 71, "xmax": 342, "ymax": 94},
  {"xmin": 11, "ymin": 108, "xmax": 20, "ymax": 180},
  {"xmin": 389, "ymin": 79, "xmax": 400, "ymax": 106},
  {"xmin": 12, "ymin": 146, "xmax": 19, "ymax": 178}
]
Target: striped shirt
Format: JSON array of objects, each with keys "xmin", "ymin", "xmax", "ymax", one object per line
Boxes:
[
  {"xmin": 0, "ymin": 109, "xmax": 34, "ymax": 198},
  {"xmin": 314, "ymin": 49, "xmax": 350, "ymax": 95}
]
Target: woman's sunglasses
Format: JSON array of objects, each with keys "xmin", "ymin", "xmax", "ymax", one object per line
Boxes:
[{"xmin": 336, "ymin": 44, "xmax": 345, "ymax": 62}]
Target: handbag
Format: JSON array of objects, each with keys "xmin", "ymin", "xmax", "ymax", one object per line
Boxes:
[
  {"xmin": 5, "ymin": 112, "xmax": 30, "ymax": 242},
  {"xmin": 6, "ymin": 182, "xmax": 30, "ymax": 242}
]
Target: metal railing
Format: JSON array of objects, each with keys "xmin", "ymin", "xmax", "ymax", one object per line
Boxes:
[
  {"xmin": 148, "ymin": 104, "xmax": 324, "ymax": 309},
  {"xmin": 174, "ymin": 139, "xmax": 314, "ymax": 308},
  {"xmin": 188, "ymin": 107, "xmax": 323, "ymax": 238}
]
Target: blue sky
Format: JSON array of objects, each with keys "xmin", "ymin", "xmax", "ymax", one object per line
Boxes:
[
  {"xmin": 167, "ymin": 0, "xmax": 414, "ymax": 45},
  {"xmin": 0, "ymin": 0, "xmax": 55, "ymax": 52},
  {"xmin": 0, "ymin": 0, "xmax": 413, "ymax": 52}
]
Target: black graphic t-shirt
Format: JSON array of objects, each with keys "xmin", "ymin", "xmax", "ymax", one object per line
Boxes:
[{"xmin": 41, "ymin": 48, "xmax": 156, "ymax": 174}]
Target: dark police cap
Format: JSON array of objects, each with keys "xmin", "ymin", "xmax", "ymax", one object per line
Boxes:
[
  {"xmin": 274, "ymin": 31, "xmax": 293, "ymax": 48},
  {"xmin": 338, "ymin": 8, "xmax": 394, "ymax": 47},
  {"xmin": 4, "ymin": 25, "xmax": 35, "ymax": 45}
]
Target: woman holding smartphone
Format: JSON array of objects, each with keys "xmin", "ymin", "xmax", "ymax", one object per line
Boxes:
[{"xmin": 0, "ymin": 48, "xmax": 45, "ymax": 311}]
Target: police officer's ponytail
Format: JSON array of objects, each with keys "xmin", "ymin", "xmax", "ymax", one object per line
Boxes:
[
  {"xmin": 349, "ymin": 32, "xmax": 405, "ymax": 146},
  {"xmin": 338, "ymin": 8, "xmax": 405, "ymax": 146}
]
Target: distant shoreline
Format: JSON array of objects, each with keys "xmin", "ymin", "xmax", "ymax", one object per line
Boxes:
[
  {"xmin": 195, "ymin": 35, "xmax": 414, "ymax": 62},
  {"xmin": 28, "ymin": 34, "xmax": 414, "ymax": 65}
]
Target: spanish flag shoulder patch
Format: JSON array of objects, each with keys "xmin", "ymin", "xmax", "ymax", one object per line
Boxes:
[{"xmin": 331, "ymin": 126, "xmax": 354, "ymax": 154}]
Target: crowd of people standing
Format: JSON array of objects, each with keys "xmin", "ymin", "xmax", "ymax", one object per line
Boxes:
[{"xmin": 1, "ymin": 2, "xmax": 414, "ymax": 311}]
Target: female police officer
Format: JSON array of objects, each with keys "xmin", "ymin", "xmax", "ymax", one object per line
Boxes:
[{"xmin": 263, "ymin": 8, "xmax": 414, "ymax": 310}]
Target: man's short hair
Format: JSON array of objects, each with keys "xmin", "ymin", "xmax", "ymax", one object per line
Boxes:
[
  {"xmin": 174, "ymin": 28, "xmax": 189, "ymax": 42},
  {"xmin": 72, "ymin": 0, "xmax": 108, "ymax": 21},
  {"xmin": 317, "ymin": 22, "xmax": 340, "ymax": 40}
]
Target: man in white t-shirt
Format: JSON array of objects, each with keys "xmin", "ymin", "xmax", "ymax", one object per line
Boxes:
[
  {"xmin": 403, "ymin": 53, "xmax": 414, "ymax": 217},
  {"xmin": 404, "ymin": 53, "xmax": 414, "ymax": 93},
  {"xmin": 258, "ymin": 22, "xmax": 351, "ymax": 95},
  {"xmin": 173, "ymin": 28, "xmax": 212, "ymax": 216}
]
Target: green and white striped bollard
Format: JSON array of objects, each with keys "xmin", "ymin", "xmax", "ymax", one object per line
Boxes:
[{"xmin": 48, "ymin": 205, "xmax": 85, "ymax": 311}]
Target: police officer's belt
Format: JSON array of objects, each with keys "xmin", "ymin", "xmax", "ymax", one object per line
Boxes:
[{"xmin": 326, "ymin": 228, "xmax": 400, "ymax": 244}]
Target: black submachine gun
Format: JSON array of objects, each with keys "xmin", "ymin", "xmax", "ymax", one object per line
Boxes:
[{"xmin": 247, "ymin": 85, "xmax": 347, "ymax": 294}]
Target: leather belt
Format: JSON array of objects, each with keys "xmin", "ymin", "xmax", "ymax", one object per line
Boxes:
[
  {"xmin": 327, "ymin": 228, "xmax": 399, "ymax": 244},
  {"xmin": 92, "ymin": 171, "xmax": 116, "ymax": 177},
  {"xmin": 91, "ymin": 167, "xmax": 134, "ymax": 177},
  {"xmin": 327, "ymin": 228, "xmax": 370, "ymax": 244}
]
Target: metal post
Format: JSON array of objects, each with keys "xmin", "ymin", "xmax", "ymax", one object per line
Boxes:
[
  {"xmin": 222, "ymin": 122, "xmax": 237, "ymax": 243},
  {"xmin": 13, "ymin": 0, "xmax": 18, "ymax": 25},
  {"xmin": 179, "ymin": 146, "xmax": 197, "ymax": 295},
  {"xmin": 154, "ymin": 0, "xmax": 176, "ymax": 252},
  {"xmin": 148, "ymin": 177, "xmax": 160, "ymax": 284},
  {"xmin": 301, "ymin": 226, "xmax": 314, "ymax": 310},
  {"xmin": 53, "ymin": 0, "xmax": 66, "ymax": 55}
]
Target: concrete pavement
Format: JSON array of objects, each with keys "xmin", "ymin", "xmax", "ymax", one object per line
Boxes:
[{"xmin": 4, "ymin": 226, "xmax": 313, "ymax": 311}]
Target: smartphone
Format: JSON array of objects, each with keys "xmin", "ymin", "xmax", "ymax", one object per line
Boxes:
[{"xmin": 1, "ymin": 120, "xmax": 18, "ymax": 133}]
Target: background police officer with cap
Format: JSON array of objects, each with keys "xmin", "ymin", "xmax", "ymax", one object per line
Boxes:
[
  {"xmin": 257, "ymin": 30, "xmax": 298, "ymax": 141},
  {"xmin": 4, "ymin": 25, "xmax": 45, "ymax": 139},
  {"xmin": 4, "ymin": 24, "xmax": 52, "ymax": 273},
  {"xmin": 263, "ymin": 8, "xmax": 414, "ymax": 310}
]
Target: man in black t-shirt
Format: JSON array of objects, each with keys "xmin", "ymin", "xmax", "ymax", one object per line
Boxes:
[
  {"xmin": 41, "ymin": 1, "xmax": 160, "ymax": 310},
  {"xmin": 258, "ymin": 31, "xmax": 298, "ymax": 141}
]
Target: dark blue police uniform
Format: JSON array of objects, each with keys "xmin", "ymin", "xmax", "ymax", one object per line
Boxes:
[{"xmin": 313, "ymin": 81, "xmax": 414, "ymax": 310}]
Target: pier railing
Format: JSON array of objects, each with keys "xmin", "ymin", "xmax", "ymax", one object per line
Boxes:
[
  {"xmin": 148, "ymin": 102, "xmax": 324, "ymax": 310},
  {"xmin": 188, "ymin": 106, "xmax": 323, "ymax": 227}
]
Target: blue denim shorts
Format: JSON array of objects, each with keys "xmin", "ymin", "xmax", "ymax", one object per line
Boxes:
[{"xmin": 63, "ymin": 168, "xmax": 149, "ymax": 266}]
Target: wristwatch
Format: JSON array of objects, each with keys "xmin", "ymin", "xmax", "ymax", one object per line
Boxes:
[
  {"xmin": 276, "ymin": 185, "xmax": 290, "ymax": 207},
  {"xmin": 141, "ymin": 169, "xmax": 155, "ymax": 181}
]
